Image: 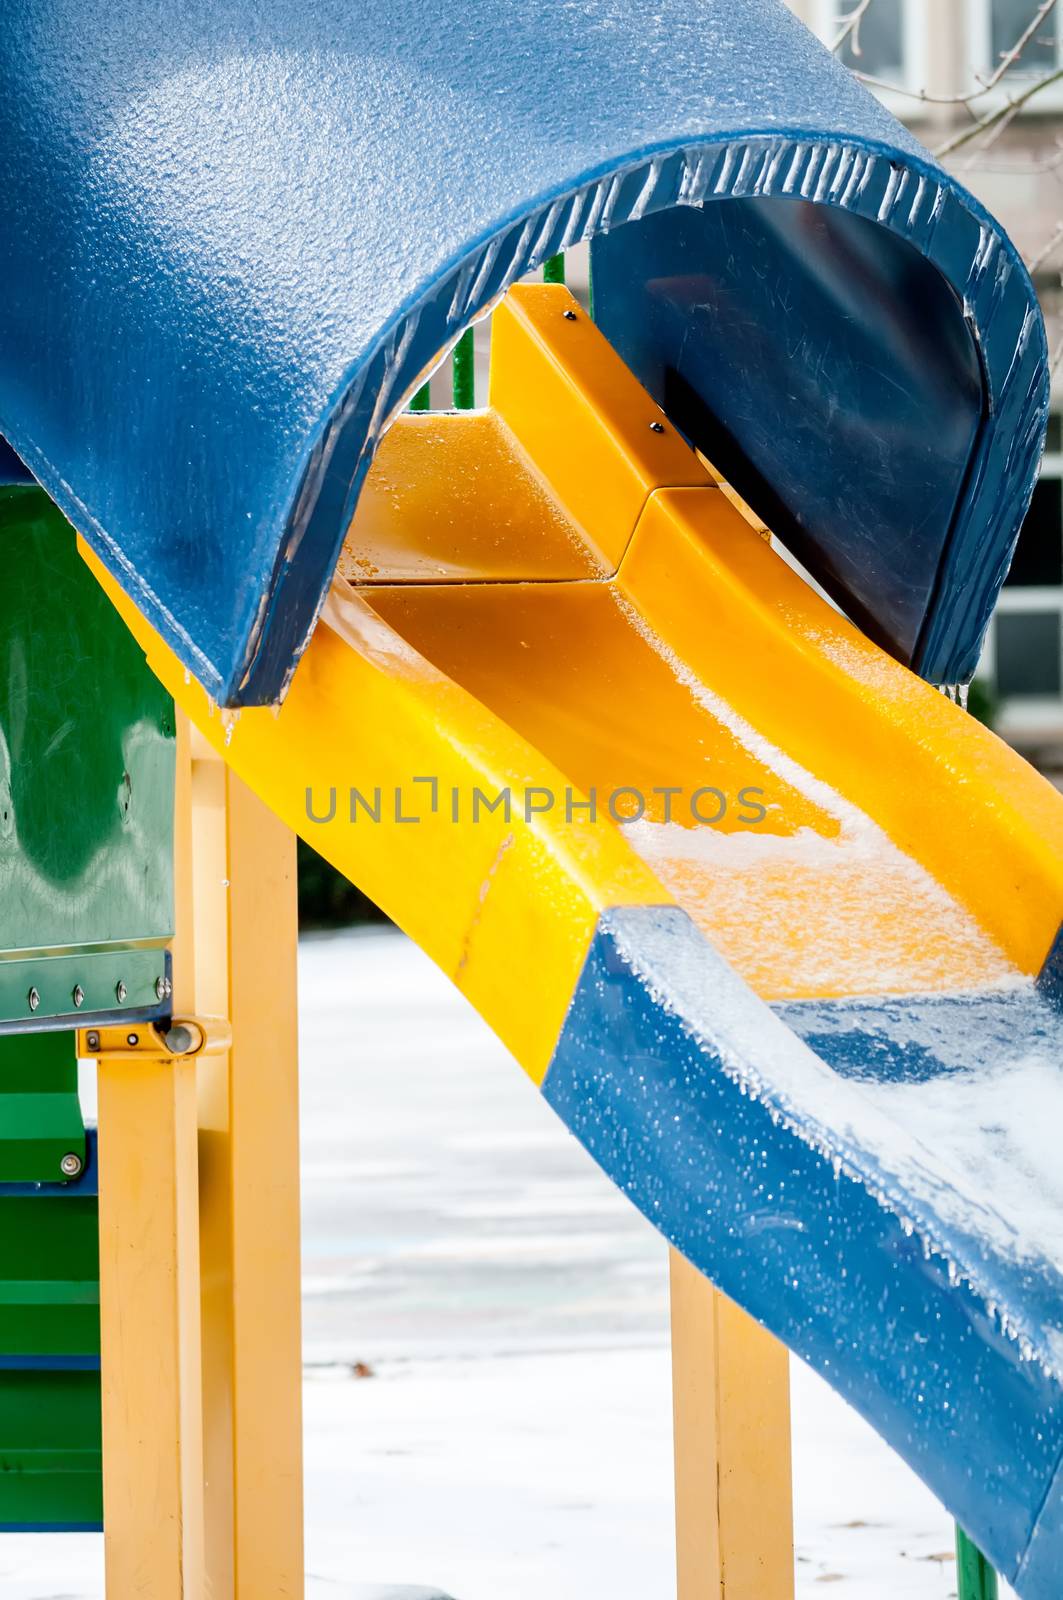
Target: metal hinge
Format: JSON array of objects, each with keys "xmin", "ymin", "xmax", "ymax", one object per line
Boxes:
[{"xmin": 77, "ymin": 1017, "xmax": 232, "ymax": 1061}]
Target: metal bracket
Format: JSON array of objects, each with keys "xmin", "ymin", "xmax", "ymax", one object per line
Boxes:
[{"xmin": 77, "ymin": 1017, "xmax": 232, "ymax": 1061}]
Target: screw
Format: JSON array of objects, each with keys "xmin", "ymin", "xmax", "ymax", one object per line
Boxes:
[
  {"xmin": 27, "ymin": 987, "xmax": 40, "ymax": 1013},
  {"xmin": 72, "ymin": 984, "xmax": 85, "ymax": 1008},
  {"xmin": 60, "ymin": 1152, "xmax": 83, "ymax": 1179},
  {"xmin": 649, "ymin": 420, "xmax": 665, "ymax": 434},
  {"xmin": 115, "ymin": 979, "xmax": 127, "ymax": 1003},
  {"xmin": 126, "ymin": 1032, "xmax": 140, "ymax": 1047},
  {"xmin": 155, "ymin": 975, "xmax": 172, "ymax": 1002},
  {"xmin": 85, "ymin": 1030, "xmax": 100, "ymax": 1051},
  {"xmin": 563, "ymin": 309, "xmax": 577, "ymax": 321}
]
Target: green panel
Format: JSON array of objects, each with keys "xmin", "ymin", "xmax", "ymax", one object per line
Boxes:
[
  {"xmin": 0, "ymin": 1195, "xmax": 99, "ymax": 1356},
  {"xmin": 0, "ymin": 1034, "xmax": 84, "ymax": 1182},
  {"xmin": 957, "ymin": 1524, "xmax": 998, "ymax": 1600},
  {"xmin": 0, "ymin": 1115, "xmax": 102, "ymax": 1528},
  {"xmin": 0, "ymin": 1368, "xmax": 102, "ymax": 1529},
  {"xmin": 0, "ymin": 485, "xmax": 175, "ymax": 1028},
  {"xmin": 0, "ymin": 947, "xmax": 171, "ymax": 1036}
]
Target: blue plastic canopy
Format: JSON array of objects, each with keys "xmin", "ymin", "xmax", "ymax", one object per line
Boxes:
[{"xmin": 0, "ymin": 0, "xmax": 1048, "ymax": 703}]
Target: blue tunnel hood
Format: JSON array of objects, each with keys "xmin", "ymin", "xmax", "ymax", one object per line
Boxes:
[{"xmin": 0, "ymin": 0, "xmax": 1049, "ymax": 704}]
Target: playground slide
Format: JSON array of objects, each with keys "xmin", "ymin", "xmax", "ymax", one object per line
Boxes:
[{"xmin": 86, "ymin": 285, "xmax": 1063, "ymax": 1594}]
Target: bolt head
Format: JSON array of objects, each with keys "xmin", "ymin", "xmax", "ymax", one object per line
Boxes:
[
  {"xmin": 563, "ymin": 309, "xmax": 577, "ymax": 321},
  {"xmin": 72, "ymin": 984, "xmax": 85, "ymax": 1008},
  {"xmin": 649, "ymin": 420, "xmax": 665, "ymax": 434},
  {"xmin": 27, "ymin": 987, "xmax": 40, "ymax": 1012},
  {"xmin": 85, "ymin": 1030, "xmax": 100, "ymax": 1051},
  {"xmin": 126, "ymin": 1032, "xmax": 140, "ymax": 1047},
  {"xmin": 155, "ymin": 975, "xmax": 172, "ymax": 1002},
  {"xmin": 60, "ymin": 1152, "xmax": 83, "ymax": 1179},
  {"xmin": 115, "ymin": 979, "xmax": 128, "ymax": 1003}
]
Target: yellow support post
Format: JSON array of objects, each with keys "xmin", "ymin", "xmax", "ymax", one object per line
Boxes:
[
  {"xmin": 87, "ymin": 712, "xmax": 302, "ymax": 1599},
  {"xmin": 95, "ymin": 1046, "xmax": 205, "ymax": 1598},
  {"xmin": 670, "ymin": 1249, "xmax": 794, "ymax": 1600},
  {"xmin": 92, "ymin": 716, "xmax": 206, "ymax": 1600},
  {"xmin": 190, "ymin": 731, "xmax": 304, "ymax": 1600},
  {"xmin": 189, "ymin": 738, "xmax": 236, "ymax": 1596}
]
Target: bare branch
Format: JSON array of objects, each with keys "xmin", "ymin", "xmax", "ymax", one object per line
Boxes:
[
  {"xmin": 985, "ymin": 0, "xmax": 1058, "ymax": 88},
  {"xmin": 970, "ymin": 96, "xmax": 1025, "ymax": 158},
  {"xmin": 1028, "ymin": 219, "xmax": 1063, "ymax": 274},
  {"xmin": 935, "ymin": 67, "xmax": 1063, "ymax": 158},
  {"xmin": 831, "ymin": 0, "xmax": 875, "ymax": 56},
  {"xmin": 1049, "ymin": 323, "xmax": 1063, "ymax": 381},
  {"xmin": 958, "ymin": 138, "xmax": 1063, "ymax": 176},
  {"xmin": 852, "ymin": 0, "xmax": 1060, "ymax": 107}
]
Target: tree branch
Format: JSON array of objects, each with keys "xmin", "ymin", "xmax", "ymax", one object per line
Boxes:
[
  {"xmin": 831, "ymin": 0, "xmax": 875, "ymax": 56},
  {"xmin": 935, "ymin": 67, "xmax": 1063, "ymax": 158},
  {"xmin": 985, "ymin": 0, "xmax": 1058, "ymax": 88},
  {"xmin": 852, "ymin": 0, "xmax": 1060, "ymax": 107},
  {"xmin": 1028, "ymin": 219, "xmax": 1063, "ymax": 274}
]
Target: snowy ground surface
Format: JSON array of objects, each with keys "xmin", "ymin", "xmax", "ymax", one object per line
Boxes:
[{"xmin": 0, "ymin": 928, "xmax": 1012, "ymax": 1599}]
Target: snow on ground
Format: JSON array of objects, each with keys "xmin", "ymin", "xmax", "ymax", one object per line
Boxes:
[{"xmin": 0, "ymin": 927, "xmax": 1012, "ymax": 1597}]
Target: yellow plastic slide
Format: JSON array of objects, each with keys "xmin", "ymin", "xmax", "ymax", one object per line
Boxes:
[{"xmin": 84, "ymin": 285, "xmax": 1063, "ymax": 1583}]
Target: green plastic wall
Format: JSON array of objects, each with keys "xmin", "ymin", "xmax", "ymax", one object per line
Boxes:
[{"xmin": 0, "ymin": 486, "xmax": 175, "ymax": 1029}]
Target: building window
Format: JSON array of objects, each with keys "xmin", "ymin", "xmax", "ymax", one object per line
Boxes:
[
  {"xmin": 1005, "ymin": 479, "xmax": 1063, "ymax": 587},
  {"xmin": 990, "ymin": 0, "xmax": 1058, "ymax": 73},
  {"xmin": 968, "ymin": 0, "xmax": 1063, "ymax": 90},
  {"xmin": 837, "ymin": 0, "xmax": 905, "ymax": 75},
  {"xmin": 811, "ymin": 1, "xmax": 925, "ymax": 93},
  {"xmin": 984, "ymin": 421, "xmax": 1063, "ymax": 720},
  {"xmin": 995, "ymin": 611, "xmax": 1062, "ymax": 697}
]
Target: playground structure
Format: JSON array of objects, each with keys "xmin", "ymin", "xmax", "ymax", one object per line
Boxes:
[{"xmin": 3, "ymin": 0, "xmax": 1063, "ymax": 1596}]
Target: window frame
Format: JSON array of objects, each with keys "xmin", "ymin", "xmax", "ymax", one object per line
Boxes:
[
  {"xmin": 982, "ymin": 433, "xmax": 1063, "ymax": 727},
  {"xmin": 810, "ymin": 0, "xmax": 929, "ymax": 104},
  {"xmin": 964, "ymin": 0, "xmax": 1063, "ymax": 113}
]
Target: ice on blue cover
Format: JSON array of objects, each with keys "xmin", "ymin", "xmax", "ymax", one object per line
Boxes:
[{"xmin": 0, "ymin": 0, "xmax": 1047, "ymax": 702}]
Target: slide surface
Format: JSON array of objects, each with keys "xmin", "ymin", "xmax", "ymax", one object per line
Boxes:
[{"xmin": 88, "ymin": 286, "xmax": 1063, "ymax": 1596}]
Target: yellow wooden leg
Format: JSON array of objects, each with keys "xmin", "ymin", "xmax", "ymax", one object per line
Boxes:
[
  {"xmin": 96, "ymin": 718, "xmax": 206, "ymax": 1599},
  {"xmin": 191, "ymin": 740, "xmax": 236, "ymax": 1595},
  {"xmin": 97, "ymin": 1053, "xmax": 206, "ymax": 1598},
  {"xmin": 95, "ymin": 711, "xmax": 301, "ymax": 1599},
  {"xmin": 670, "ymin": 1248, "xmax": 794, "ymax": 1600},
  {"xmin": 191, "ymin": 732, "xmax": 304, "ymax": 1598}
]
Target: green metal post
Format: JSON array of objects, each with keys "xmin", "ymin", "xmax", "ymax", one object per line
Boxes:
[
  {"xmin": 452, "ymin": 326, "xmax": 475, "ymax": 409},
  {"xmin": 957, "ymin": 1524, "xmax": 998, "ymax": 1600},
  {"xmin": 409, "ymin": 380, "xmax": 431, "ymax": 411},
  {"xmin": 543, "ymin": 253, "xmax": 566, "ymax": 284}
]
